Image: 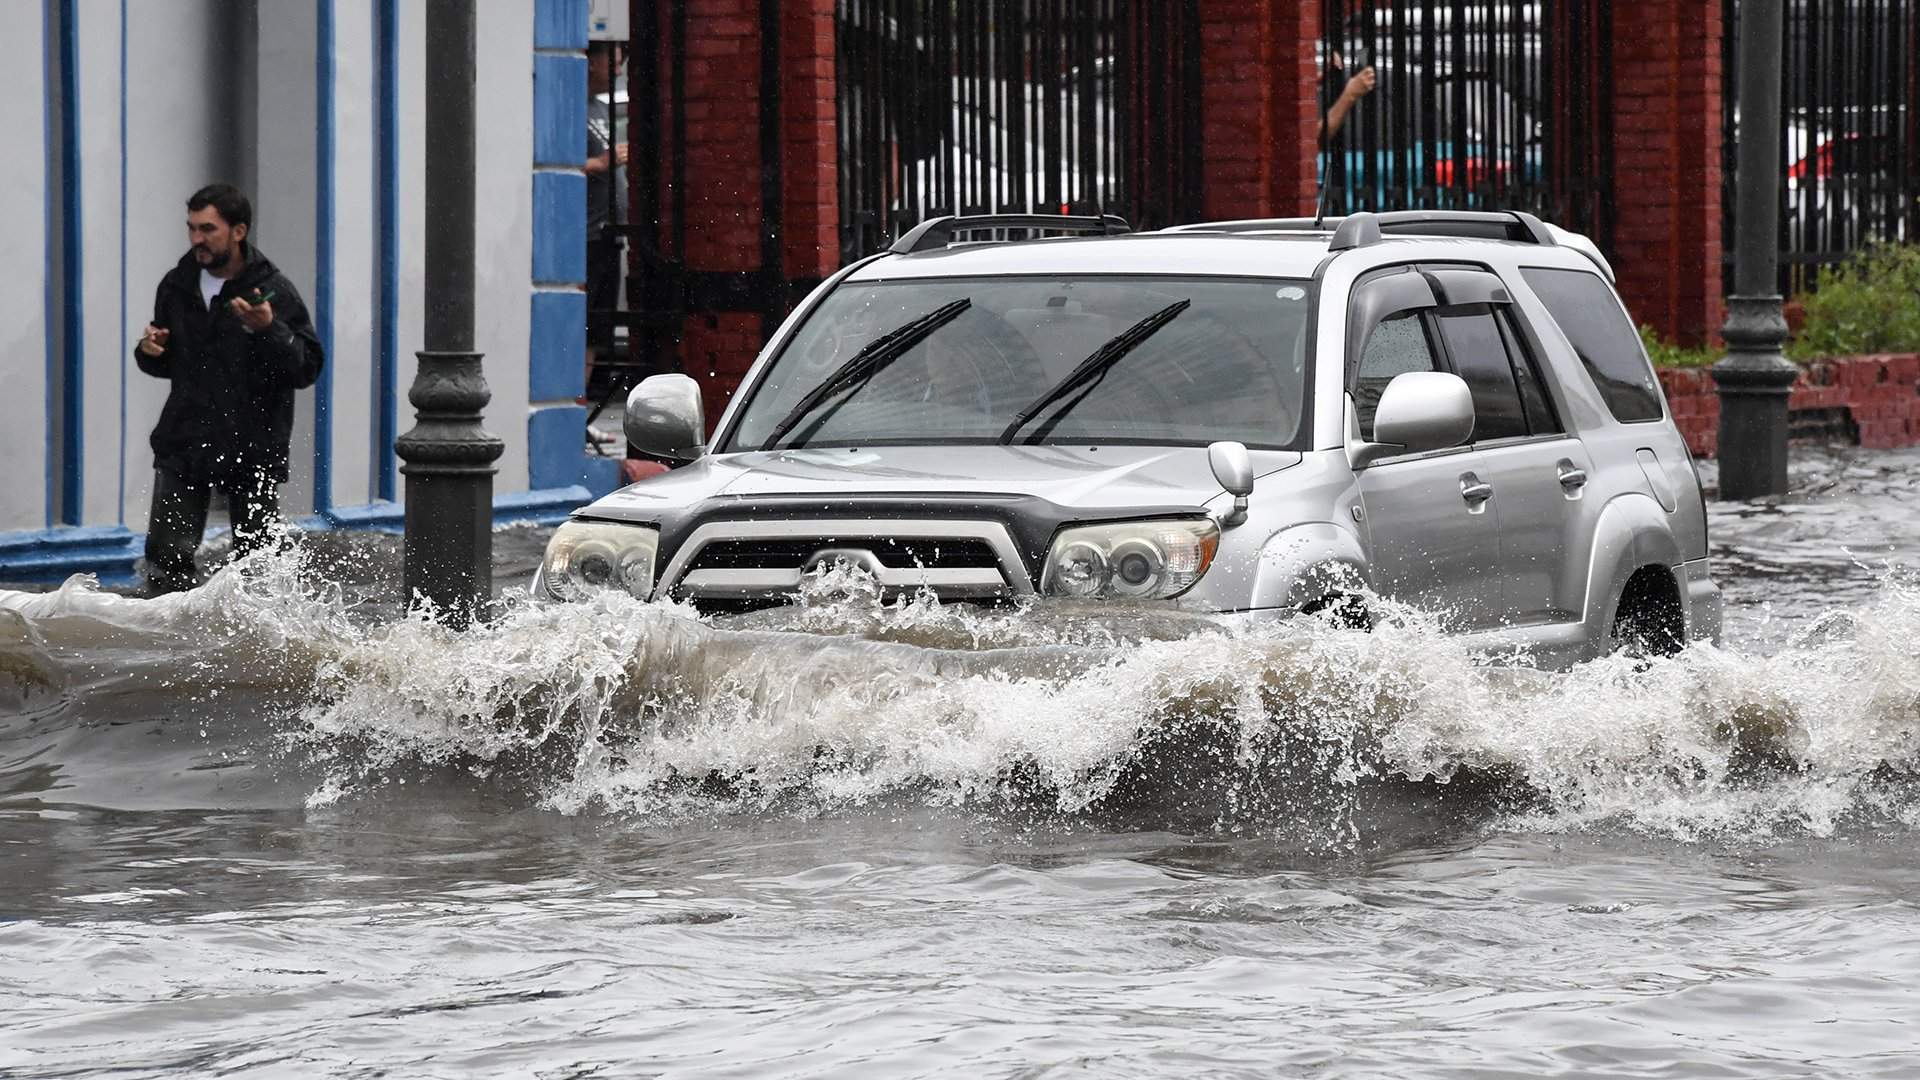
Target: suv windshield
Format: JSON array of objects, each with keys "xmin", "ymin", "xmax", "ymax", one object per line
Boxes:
[{"xmin": 725, "ymin": 276, "xmax": 1313, "ymax": 451}]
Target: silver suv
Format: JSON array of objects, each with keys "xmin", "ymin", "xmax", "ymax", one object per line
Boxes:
[{"xmin": 538, "ymin": 210, "xmax": 1720, "ymax": 667}]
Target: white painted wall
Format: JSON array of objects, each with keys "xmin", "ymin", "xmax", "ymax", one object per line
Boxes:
[
  {"xmin": 330, "ymin": 0, "xmax": 377, "ymax": 508},
  {"xmin": 0, "ymin": 6, "xmax": 48, "ymax": 532},
  {"xmin": 476, "ymin": 0, "xmax": 535, "ymax": 491},
  {"xmin": 75, "ymin": 0, "xmax": 125, "ymax": 527},
  {"xmin": 5, "ymin": 0, "xmax": 553, "ymax": 547},
  {"xmin": 254, "ymin": 0, "xmax": 322, "ymax": 517},
  {"xmin": 120, "ymin": 0, "xmax": 236, "ymax": 532},
  {"xmin": 394, "ymin": 0, "xmax": 425, "ymax": 485}
]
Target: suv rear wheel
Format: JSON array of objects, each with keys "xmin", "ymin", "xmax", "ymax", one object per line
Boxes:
[{"xmin": 1610, "ymin": 567, "xmax": 1684, "ymax": 658}]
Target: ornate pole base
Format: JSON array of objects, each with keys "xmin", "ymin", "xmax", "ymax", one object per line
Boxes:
[
  {"xmin": 1711, "ymin": 294, "xmax": 1798, "ymax": 501},
  {"xmin": 395, "ymin": 350, "xmax": 506, "ymax": 626}
]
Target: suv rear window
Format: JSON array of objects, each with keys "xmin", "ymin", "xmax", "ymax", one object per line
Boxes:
[{"xmin": 1521, "ymin": 268, "xmax": 1664, "ymax": 423}]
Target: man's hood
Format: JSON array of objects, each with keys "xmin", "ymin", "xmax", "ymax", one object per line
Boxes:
[{"xmin": 583, "ymin": 443, "xmax": 1302, "ymax": 522}]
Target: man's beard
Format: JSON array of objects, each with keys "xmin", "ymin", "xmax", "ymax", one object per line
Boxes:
[{"xmin": 194, "ymin": 244, "xmax": 232, "ymax": 270}]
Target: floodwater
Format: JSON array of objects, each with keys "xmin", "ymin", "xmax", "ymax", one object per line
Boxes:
[{"xmin": 3, "ymin": 446, "xmax": 1919, "ymax": 1078}]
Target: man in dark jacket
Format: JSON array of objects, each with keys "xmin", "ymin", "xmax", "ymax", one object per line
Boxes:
[{"xmin": 133, "ymin": 184, "xmax": 325, "ymax": 593}]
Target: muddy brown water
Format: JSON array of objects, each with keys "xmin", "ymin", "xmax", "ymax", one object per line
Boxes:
[{"xmin": 3, "ymin": 447, "xmax": 1919, "ymax": 1078}]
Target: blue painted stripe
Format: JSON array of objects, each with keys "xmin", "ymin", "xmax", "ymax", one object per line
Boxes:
[
  {"xmin": 313, "ymin": 0, "xmax": 336, "ymax": 514},
  {"xmin": 527, "ymin": 405, "xmax": 590, "ymax": 490},
  {"xmin": 0, "ymin": 525, "xmax": 143, "ymax": 586},
  {"xmin": 529, "ymin": 289, "xmax": 587, "ymax": 401},
  {"xmin": 375, "ymin": 0, "xmax": 399, "ymax": 501},
  {"xmin": 56, "ymin": 0, "xmax": 83, "ymax": 527},
  {"xmin": 0, "ymin": 485, "xmax": 597, "ymax": 584},
  {"xmin": 531, "ymin": 171, "xmax": 588, "ymax": 284},
  {"xmin": 117, "ymin": 0, "xmax": 128, "ymax": 523},
  {"xmin": 534, "ymin": 0, "xmax": 589, "ymax": 50},
  {"xmin": 533, "ymin": 55, "xmax": 588, "ymax": 166},
  {"xmin": 40, "ymin": 1, "xmax": 55, "ymax": 529}
]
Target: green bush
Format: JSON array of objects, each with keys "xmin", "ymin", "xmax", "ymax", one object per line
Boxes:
[
  {"xmin": 1638, "ymin": 324, "xmax": 1723, "ymax": 369},
  {"xmin": 1787, "ymin": 244, "xmax": 1920, "ymax": 361}
]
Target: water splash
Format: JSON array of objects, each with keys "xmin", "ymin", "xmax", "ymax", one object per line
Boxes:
[{"xmin": 6, "ymin": 538, "xmax": 1920, "ymax": 842}]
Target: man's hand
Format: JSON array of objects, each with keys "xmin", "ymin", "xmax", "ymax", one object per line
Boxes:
[
  {"xmin": 1341, "ymin": 66, "xmax": 1377, "ymax": 103},
  {"xmin": 230, "ymin": 295, "xmax": 275, "ymax": 333},
  {"xmin": 138, "ymin": 324, "xmax": 170, "ymax": 357},
  {"xmin": 613, "ymin": 143, "xmax": 630, "ymax": 167}
]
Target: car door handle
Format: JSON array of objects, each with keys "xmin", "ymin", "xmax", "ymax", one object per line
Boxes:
[
  {"xmin": 1557, "ymin": 461, "xmax": 1588, "ymax": 489},
  {"xmin": 1459, "ymin": 473, "xmax": 1494, "ymax": 504}
]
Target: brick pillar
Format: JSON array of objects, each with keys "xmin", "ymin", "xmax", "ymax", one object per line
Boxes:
[
  {"xmin": 1197, "ymin": 0, "xmax": 1321, "ymax": 221},
  {"xmin": 781, "ymin": 0, "xmax": 840, "ymax": 281},
  {"xmin": 656, "ymin": 0, "xmax": 839, "ymax": 433},
  {"xmin": 1610, "ymin": 0, "xmax": 1725, "ymax": 346}
]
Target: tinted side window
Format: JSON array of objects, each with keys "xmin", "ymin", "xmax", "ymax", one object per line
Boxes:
[
  {"xmin": 1497, "ymin": 311, "xmax": 1562, "ymax": 435},
  {"xmin": 1521, "ymin": 268, "xmax": 1664, "ymax": 422},
  {"xmin": 1434, "ymin": 306, "xmax": 1528, "ymax": 440},
  {"xmin": 1354, "ymin": 312, "xmax": 1439, "ymax": 441}
]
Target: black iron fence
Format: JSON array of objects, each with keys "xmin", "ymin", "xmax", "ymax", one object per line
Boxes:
[
  {"xmin": 1723, "ymin": 0, "xmax": 1920, "ymax": 292},
  {"xmin": 1317, "ymin": 0, "xmax": 1614, "ymax": 249},
  {"xmin": 835, "ymin": 0, "xmax": 1203, "ymax": 262}
]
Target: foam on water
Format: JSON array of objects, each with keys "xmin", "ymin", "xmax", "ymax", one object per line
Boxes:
[{"xmin": 4, "ymin": 540, "xmax": 1918, "ymax": 841}]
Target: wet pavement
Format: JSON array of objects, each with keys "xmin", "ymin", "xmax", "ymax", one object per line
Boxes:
[{"xmin": 2, "ymin": 444, "xmax": 1918, "ymax": 1078}]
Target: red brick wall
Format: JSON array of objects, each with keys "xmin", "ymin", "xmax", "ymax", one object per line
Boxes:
[
  {"xmin": 780, "ymin": 0, "xmax": 840, "ymax": 281},
  {"xmin": 1611, "ymin": 0, "xmax": 1725, "ymax": 347},
  {"xmin": 680, "ymin": 5, "xmax": 764, "ymax": 273},
  {"xmin": 636, "ymin": 0, "xmax": 838, "ymax": 428},
  {"xmin": 1197, "ymin": 0, "xmax": 1320, "ymax": 221},
  {"xmin": 1658, "ymin": 354, "xmax": 1920, "ymax": 457}
]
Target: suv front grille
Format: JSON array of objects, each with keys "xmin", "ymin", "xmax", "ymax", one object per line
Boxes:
[
  {"xmin": 658, "ymin": 519, "xmax": 1033, "ymax": 604},
  {"xmin": 685, "ymin": 537, "xmax": 1002, "ymax": 573}
]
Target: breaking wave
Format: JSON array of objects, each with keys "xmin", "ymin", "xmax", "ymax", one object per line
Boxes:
[{"xmin": 3, "ymin": 541, "xmax": 1918, "ymax": 843}]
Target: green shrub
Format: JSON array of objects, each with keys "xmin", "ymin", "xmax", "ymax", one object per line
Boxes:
[
  {"xmin": 1787, "ymin": 244, "xmax": 1920, "ymax": 361},
  {"xmin": 1638, "ymin": 324, "xmax": 1723, "ymax": 369}
]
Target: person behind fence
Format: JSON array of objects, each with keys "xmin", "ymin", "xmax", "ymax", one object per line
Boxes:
[
  {"xmin": 133, "ymin": 183, "xmax": 326, "ymax": 594},
  {"xmin": 1318, "ymin": 46, "xmax": 1376, "ymax": 147}
]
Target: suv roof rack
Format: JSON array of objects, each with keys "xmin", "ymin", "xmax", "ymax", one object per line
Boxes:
[
  {"xmin": 1168, "ymin": 210, "xmax": 1556, "ymax": 251},
  {"xmin": 890, "ymin": 213, "xmax": 1132, "ymax": 255}
]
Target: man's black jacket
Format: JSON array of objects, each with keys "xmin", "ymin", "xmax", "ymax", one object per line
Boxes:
[{"xmin": 134, "ymin": 248, "xmax": 325, "ymax": 488}]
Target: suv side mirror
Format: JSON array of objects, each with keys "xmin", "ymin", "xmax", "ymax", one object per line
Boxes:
[
  {"xmin": 1350, "ymin": 371, "xmax": 1474, "ymax": 468},
  {"xmin": 1207, "ymin": 440, "xmax": 1254, "ymax": 527},
  {"xmin": 624, "ymin": 374, "xmax": 706, "ymax": 462}
]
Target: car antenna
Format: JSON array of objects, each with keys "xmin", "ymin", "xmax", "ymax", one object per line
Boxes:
[
  {"xmin": 1312, "ymin": 161, "xmax": 1331, "ymax": 229},
  {"xmin": 1312, "ymin": 104, "xmax": 1338, "ymax": 228},
  {"xmin": 1313, "ymin": 40, "xmax": 1357, "ymax": 229}
]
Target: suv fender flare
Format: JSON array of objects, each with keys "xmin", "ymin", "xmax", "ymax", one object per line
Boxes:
[
  {"xmin": 1247, "ymin": 522, "xmax": 1372, "ymax": 611},
  {"xmin": 1581, "ymin": 492, "xmax": 1683, "ymax": 636}
]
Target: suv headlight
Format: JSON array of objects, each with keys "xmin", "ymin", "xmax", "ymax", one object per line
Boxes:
[
  {"xmin": 540, "ymin": 520, "xmax": 660, "ymax": 601},
  {"xmin": 1041, "ymin": 518, "xmax": 1220, "ymax": 600}
]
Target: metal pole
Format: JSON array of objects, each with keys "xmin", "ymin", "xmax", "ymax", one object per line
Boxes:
[
  {"xmin": 396, "ymin": 0, "xmax": 503, "ymax": 626},
  {"xmin": 1713, "ymin": 0, "xmax": 1797, "ymax": 500}
]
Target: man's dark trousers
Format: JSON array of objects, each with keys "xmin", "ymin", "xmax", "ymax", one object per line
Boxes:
[{"xmin": 143, "ymin": 469, "xmax": 280, "ymax": 593}]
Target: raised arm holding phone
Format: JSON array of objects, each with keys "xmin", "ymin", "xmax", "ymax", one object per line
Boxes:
[
  {"xmin": 132, "ymin": 184, "xmax": 325, "ymax": 594},
  {"xmin": 1319, "ymin": 47, "xmax": 1377, "ymax": 146}
]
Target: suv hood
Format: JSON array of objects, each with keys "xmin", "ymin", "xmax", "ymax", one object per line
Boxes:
[{"xmin": 585, "ymin": 444, "xmax": 1302, "ymax": 521}]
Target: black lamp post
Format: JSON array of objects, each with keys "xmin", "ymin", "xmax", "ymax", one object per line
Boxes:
[
  {"xmin": 395, "ymin": 0, "xmax": 504, "ymax": 626},
  {"xmin": 1713, "ymin": 0, "xmax": 1798, "ymax": 500}
]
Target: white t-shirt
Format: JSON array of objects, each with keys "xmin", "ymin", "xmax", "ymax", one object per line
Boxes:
[{"xmin": 199, "ymin": 269, "xmax": 223, "ymax": 310}]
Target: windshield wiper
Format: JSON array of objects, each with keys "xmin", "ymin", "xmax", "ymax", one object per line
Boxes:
[
  {"xmin": 759, "ymin": 298, "xmax": 972, "ymax": 451},
  {"xmin": 997, "ymin": 299, "xmax": 1189, "ymax": 445}
]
